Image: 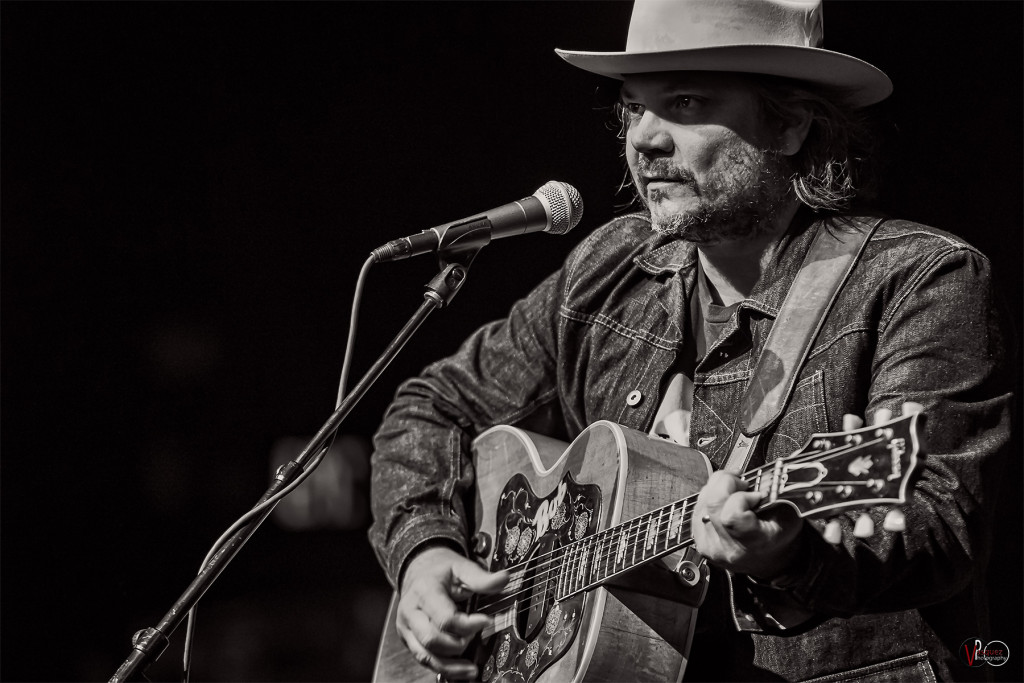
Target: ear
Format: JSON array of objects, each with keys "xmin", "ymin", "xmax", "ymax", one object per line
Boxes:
[{"xmin": 778, "ymin": 105, "xmax": 813, "ymax": 157}]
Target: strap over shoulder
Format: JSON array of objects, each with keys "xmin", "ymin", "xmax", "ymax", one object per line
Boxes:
[{"xmin": 723, "ymin": 216, "xmax": 885, "ymax": 473}]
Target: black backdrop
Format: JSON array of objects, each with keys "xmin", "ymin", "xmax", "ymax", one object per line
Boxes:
[{"xmin": 2, "ymin": 2, "xmax": 1021, "ymax": 681}]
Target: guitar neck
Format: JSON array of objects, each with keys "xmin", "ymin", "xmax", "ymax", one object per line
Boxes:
[
  {"xmin": 551, "ymin": 420, "xmax": 911, "ymax": 600},
  {"xmin": 554, "ymin": 494, "xmax": 701, "ymax": 600},
  {"xmin": 478, "ymin": 414, "xmax": 919, "ymax": 615},
  {"xmin": 475, "ymin": 468, "xmax": 769, "ymax": 615}
]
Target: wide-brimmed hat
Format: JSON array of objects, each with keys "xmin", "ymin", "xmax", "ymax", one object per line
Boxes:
[{"xmin": 555, "ymin": 0, "xmax": 892, "ymax": 108}]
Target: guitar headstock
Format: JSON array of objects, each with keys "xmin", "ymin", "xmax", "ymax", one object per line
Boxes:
[{"xmin": 761, "ymin": 409, "xmax": 924, "ymax": 522}]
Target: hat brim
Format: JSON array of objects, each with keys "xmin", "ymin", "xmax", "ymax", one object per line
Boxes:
[{"xmin": 555, "ymin": 44, "xmax": 892, "ymax": 108}]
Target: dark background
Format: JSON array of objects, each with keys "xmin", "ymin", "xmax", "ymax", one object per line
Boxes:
[{"xmin": 2, "ymin": 2, "xmax": 1021, "ymax": 681}]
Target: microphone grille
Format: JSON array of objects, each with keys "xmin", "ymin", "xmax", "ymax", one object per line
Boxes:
[{"xmin": 535, "ymin": 181, "xmax": 583, "ymax": 235}]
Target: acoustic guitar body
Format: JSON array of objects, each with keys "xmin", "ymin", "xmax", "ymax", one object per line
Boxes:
[{"xmin": 374, "ymin": 421, "xmax": 712, "ymax": 683}]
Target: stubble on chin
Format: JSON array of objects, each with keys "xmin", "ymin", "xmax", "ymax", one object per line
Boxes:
[{"xmin": 641, "ymin": 144, "xmax": 792, "ymax": 245}]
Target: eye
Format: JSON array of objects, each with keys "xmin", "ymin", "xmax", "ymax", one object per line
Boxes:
[
  {"xmin": 620, "ymin": 102, "xmax": 645, "ymax": 117},
  {"xmin": 672, "ymin": 95, "xmax": 694, "ymax": 110}
]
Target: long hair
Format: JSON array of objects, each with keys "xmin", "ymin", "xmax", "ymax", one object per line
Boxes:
[
  {"xmin": 751, "ymin": 75, "xmax": 881, "ymax": 211},
  {"xmin": 612, "ymin": 74, "xmax": 881, "ymax": 214}
]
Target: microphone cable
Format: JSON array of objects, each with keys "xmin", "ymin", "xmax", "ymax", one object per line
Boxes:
[{"xmin": 181, "ymin": 254, "xmax": 377, "ymax": 682}]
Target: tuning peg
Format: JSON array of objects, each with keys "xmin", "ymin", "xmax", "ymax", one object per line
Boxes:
[
  {"xmin": 853, "ymin": 514, "xmax": 875, "ymax": 538},
  {"xmin": 823, "ymin": 519, "xmax": 843, "ymax": 544},
  {"xmin": 883, "ymin": 508, "xmax": 907, "ymax": 532},
  {"xmin": 901, "ymin": 401, "xmax": 924, "ymax": 416},
  {"xmin": 871, "ymin": 408, "xmax": 893, "ymax": 425},
  {"xmin": 842, "ymin": 413, "xmax": 865, "ymax": 431}
]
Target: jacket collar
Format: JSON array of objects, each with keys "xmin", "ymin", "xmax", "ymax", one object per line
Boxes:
[
  {"xmin": 631, "ymin": 212, "xmax": 699, "ymax": 275},
  {"xmin": 631, "ymin": 208, "xmax": 825, "ymax": 320}
]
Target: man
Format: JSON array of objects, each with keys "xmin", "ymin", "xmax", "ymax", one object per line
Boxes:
[{"xmin": 369, "ymin": 0, "xmax": 1012, "ymax": 680}]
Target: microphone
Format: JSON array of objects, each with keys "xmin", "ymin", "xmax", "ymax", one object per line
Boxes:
[{"xmin": 370, "ymin": 180, "xmax": 583, "ymax": 263}]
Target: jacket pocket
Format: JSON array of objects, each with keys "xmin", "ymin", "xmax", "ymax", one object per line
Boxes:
[
  {"xmin": 766, "ymin": 370, "xmax": 828, "ymax": 463},
  {"xmin": 802, "ymin": 651, "xmax": 936, "ymax": 683}
]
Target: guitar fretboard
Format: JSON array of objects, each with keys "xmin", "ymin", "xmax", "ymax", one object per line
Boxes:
[
  {"xmin": 553, "ymin": 462, "xmax": 781, "ymax": 599},
  {"xmin": 555, "ymin": 496, "xmax": 698, "ymax": 599}
]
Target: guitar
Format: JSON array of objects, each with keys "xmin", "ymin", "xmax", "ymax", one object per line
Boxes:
[{"xmin": 374, "ymin": 411, "xmax": 923, "ymax": 683}]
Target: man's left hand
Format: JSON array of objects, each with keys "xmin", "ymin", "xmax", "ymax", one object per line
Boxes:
[{"xmin": 691, "ymin": 470, "xmax": 805, "ymax": 581}]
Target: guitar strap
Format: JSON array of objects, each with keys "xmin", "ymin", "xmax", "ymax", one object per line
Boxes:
[{"xmin": 721, "ymin": 216, "xmax": 885, "ymax": 474}]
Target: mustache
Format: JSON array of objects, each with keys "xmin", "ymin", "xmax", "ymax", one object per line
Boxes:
[{"xmin": 636, "ymin": 158, "xmax": 696, "ymax": 184}]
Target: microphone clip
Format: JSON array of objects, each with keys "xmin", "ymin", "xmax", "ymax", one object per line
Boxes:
[
  {"xmin": 434, "ymin": 217, "xmax": 492, "ymax": 269},
  {"xmin": 422, "ymin": 218, "xmax": 490, "ymax": 308}
]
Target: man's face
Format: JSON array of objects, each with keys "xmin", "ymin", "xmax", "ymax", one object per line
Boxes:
[{"xmin": 621, "ymin": 72, "xmax": 792, "ymax": 244}]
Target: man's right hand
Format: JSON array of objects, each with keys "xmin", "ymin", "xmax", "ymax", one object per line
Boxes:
[{"xmin": 397, "ymin": 545, "xmax": 509, "ymax": 681}]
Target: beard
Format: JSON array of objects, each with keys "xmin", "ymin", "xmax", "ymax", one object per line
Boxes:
[{"xmin": 633, "ymin": 138, "xmax": 792, "ymax": 245}]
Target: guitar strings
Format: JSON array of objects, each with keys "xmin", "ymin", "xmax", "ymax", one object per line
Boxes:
[
  {"xmin": 473, "ymin": 462, "xmax": 775, "ymax": 616},
  {"xmin": 473, "ymin": 433, "xmax": 879, "ymax": 621},
  {"xmin": 486, "ymin": 431, "xmax": 869, "ymax": 608},
  {"xmin": 475, "ymin": 503, "xmax": 701, "ymax": 618},
  {"xmin": 477, "ymin": 456, "xmax": 803, "ymax": 617},
  {"xmin": 473, "ymin": 487, "xmax": 709, "ymax": 616}
]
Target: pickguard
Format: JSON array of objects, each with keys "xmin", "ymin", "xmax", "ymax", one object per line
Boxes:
[{"xmin": 476, "ymin": 472, "xmax": 602, "ymax": 683}]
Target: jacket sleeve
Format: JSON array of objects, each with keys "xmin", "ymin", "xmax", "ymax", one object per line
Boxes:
[
  {"xmin": 737, "ymin": 243, "xmax": 1014, "ymax": 625},
  {"xmin": 367, "ymin": 269, "xmax": 566, "ymax": 588}
]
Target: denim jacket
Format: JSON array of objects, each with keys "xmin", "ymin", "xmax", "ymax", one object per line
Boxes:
[{"xmin": 369, "ymin": 210, "xmax": 1012, "ymax": 681}]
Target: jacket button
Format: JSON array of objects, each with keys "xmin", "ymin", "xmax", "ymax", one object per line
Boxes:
[{"xmin": 626, "ymin": 390, "xmax": 643, "ymax": 406}]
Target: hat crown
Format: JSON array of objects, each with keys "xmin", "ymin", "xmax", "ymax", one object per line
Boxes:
[
  {"xmin": 555, "ymin": 0, "xmax": 892, "ymax": 107},
  {"xmin": 626, "ymin": 0, "xmax": 824, "ymax": 53}
]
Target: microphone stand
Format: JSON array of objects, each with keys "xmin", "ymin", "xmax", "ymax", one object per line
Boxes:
[{"xmin": 111, "ymin": 234, "xmax": 486, "ymax": 682}]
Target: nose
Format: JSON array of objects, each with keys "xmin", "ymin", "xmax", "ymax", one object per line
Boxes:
[{"xmin": 630, "ymin": 110, "xmax": 674, "ymax": 155}]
